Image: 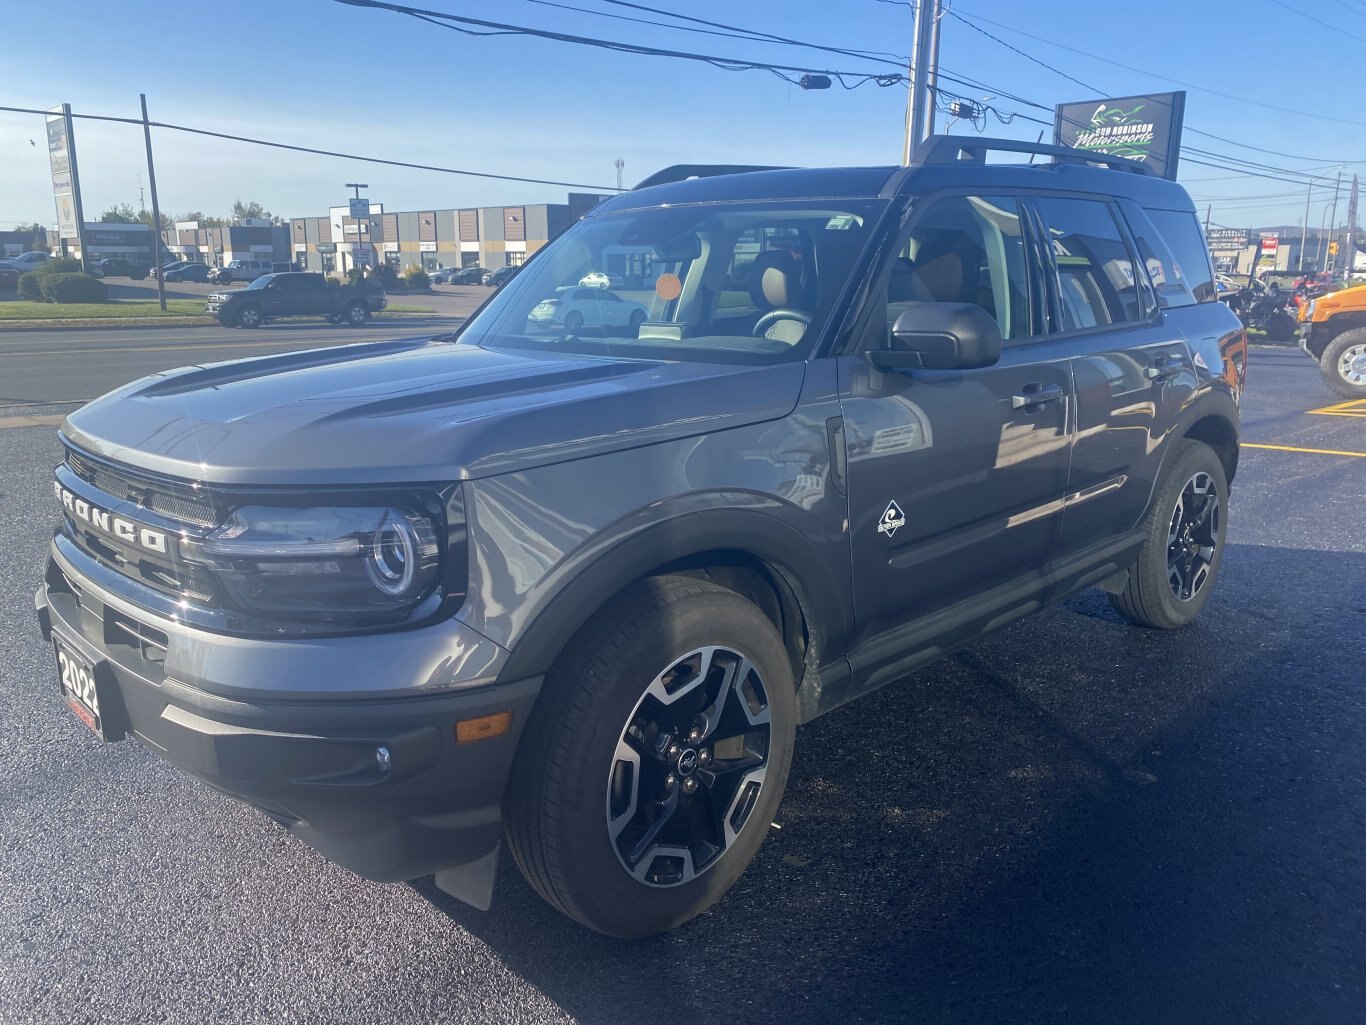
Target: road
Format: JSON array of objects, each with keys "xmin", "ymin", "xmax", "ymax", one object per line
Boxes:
[
  {"xmin": 0, "ymin": 318, "xmax": 463, "ymax": 406},
  {"xmin": 1, "ymin": 346, "xmax": 1364, "ymax": 1024}
]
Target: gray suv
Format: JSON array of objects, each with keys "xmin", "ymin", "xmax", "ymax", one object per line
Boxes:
[{"xmin": 35, "ymin": 138, "xmax": 1247, "ymax": 938}]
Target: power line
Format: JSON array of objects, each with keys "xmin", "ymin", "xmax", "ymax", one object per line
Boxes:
[
  {"xmin": 332, "ymin": 0, "xmax": 907, "ymax": 89},
  {"xmin": 942, "ymin": 8, "xmax": 1102, "ymax": 93},
  {"xmin": 1268, "ymin": 0, "xmax": 1366, "ymax": 42},
  {"xmin": 944, "ymin": 6, "xmax": 1366, "ymax": 129},
  {"xmin": 0, "ymin": 103, "xmax": 617, "ymax": 191}
]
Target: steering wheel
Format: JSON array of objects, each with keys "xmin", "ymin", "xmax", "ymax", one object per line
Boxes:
[{"xmin": 752, "ymin": 308, "xmax": 813, "ymax": 337}]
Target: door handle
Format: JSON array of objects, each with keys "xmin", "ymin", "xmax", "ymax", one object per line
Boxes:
[
  {"xmin": 1145, "ymin": 354, "xmax": 1185, "ymax": 380},
  {"xmin": 1011, "ymin": 384, "xmax": 1065, "ymax": 410}
]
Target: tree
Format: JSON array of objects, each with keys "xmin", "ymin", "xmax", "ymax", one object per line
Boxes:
[
  {"xmin": 173, "ymin": 210, "xmax": 227, "ymax": 228},
  {"xmin": 231, "ymin": 199, "xmax": 272, "ymax": 224},
  {"xmin": 12, "ymin": 221, "xmax": 49, "ymax": 251},
  {"xmin": 97, "ymin": 203, "xmax": 139, "ymax": 223}
]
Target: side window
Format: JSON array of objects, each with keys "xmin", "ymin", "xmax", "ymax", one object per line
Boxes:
[
  {"xmin": 1146, "ymin": 209, "xmax": 1216, "ymax": 303},
  {"xmin": 1035, "ymin": 197, "xmax": 1141, "ymax": 331},
  {"xmin": 1117, "ymin": 201, "xmax": 1195, "ymax": 309},
  {"xmin": 888, "ymin": 194, "xmax": 1031, "ymax": 341}
]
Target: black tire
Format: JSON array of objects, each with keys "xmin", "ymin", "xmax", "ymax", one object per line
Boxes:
[
  {"xmin": 1109, "ymin": 440, "xmax": 1228, "ymax": 629},
  {"xmin": 1319, "ymin": 328, "xmax": 1366, "ymax": 399},
  {"xmin": 563, "ymin": 310, "xmax": 584, "ymax": 331},
  {"xmin": 236, "ymin": 304, "xmax": 262, "ymax": 329},
  {"xmin": 344, "ymin": 301, "xmax": 369, "ymax": 325},
  {"xmin": 628, "ymin": 309, "xmax": 646, "ymax": 327},
  {"xmin": 505, "ymin": 575, "xmax": 797, "ymax": 938}
]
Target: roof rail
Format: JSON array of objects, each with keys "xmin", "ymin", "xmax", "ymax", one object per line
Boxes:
[
  {"xmin": 633, "ymin": 164, "xmax": 793, "ymax": 190},
  {"xmin": 913, "ymin": 135, "xmax": 1158, "ymax": 177}
]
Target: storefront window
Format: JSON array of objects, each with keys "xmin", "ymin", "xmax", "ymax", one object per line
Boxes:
[
  {"xmin": 507, "ymin": 251, "xmax": 527, "ymax": 267},
  {"xmin": 384, "ymin": 251, "xmax": 401, "ymax": 269},
  {"xmin": 421, "ymin": 252, "xmax": 439, "ymax": 271}
]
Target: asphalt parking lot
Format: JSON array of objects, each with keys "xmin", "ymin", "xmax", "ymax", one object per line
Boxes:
[{"xmin": 1, "ymin": 344, "xmax": 1363, "ymax": 1024}]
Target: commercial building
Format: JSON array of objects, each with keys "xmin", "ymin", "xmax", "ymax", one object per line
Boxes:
[
  {"xmin": 289, "ymin": 193, "xmax": 608, "ymax": 276},
  {"xmin": 0, "ymin": 229, "xmax": 52, "ymax": 258},
  {"xmin": 161, "ymin": 220, "xmax": 291, "ymax": 268},
  {"xmin": 61, "ymin": 223, "xmax": 157, "ymax": 265}
]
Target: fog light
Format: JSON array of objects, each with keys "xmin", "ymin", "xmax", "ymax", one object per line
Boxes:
[{"xmin": 456, "ymin": 711, "xmax": 512, "ymax": 743}]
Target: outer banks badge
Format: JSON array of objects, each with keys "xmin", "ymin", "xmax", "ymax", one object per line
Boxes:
[{"xmin": 877, "ymin": 500, "xmax": 906, "ymax": 538}]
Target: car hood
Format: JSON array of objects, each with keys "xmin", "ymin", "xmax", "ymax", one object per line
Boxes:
[{"xmin": 62, "ymin": 337, "xmax": 806, "ymax": 485}]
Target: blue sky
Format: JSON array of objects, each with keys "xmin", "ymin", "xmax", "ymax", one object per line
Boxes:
[{"xmin": 2, "ymin": 0, "xmax": 1361, "ymax": 231}]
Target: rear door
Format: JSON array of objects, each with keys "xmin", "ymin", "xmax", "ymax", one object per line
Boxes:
[
  {"xmin": 838, "ymin": 192, "xmax": 1074, "ymax": 640},
  {"xmin": 1023, "ymin": 194, "xmax": 1193, "ymax": 557}
]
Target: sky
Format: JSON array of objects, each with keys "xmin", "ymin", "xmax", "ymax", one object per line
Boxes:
[{"xmin": 2, "ymin": 0, "xmax": 1362, "ymax": 233}]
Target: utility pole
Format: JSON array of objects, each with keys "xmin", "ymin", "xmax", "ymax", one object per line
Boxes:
[
  {"xmin": 1204, "ymin": 204, "xmax": 1211, "ymax": 234},
  {"xmin": 1345, "ymin": 175, "xmax": 1359, "ymax": 282},
  {"xmin": 1299, "ymin": 179, "xmax": 1313, "ymax": 273},
  {"xmin": 902, "ymin": 0, "xmax": 942, "ymax": 165},
  {"xmin": 615, "ymin": 158, "xmax": 625, "ymax": 193},
  {"xmin": 1327, "ymin": 169, "xmax": 1343, "ymax": 276},
  {"xmin": 139, "ymin": 94, "xmax": 167, "ymax": 312}
]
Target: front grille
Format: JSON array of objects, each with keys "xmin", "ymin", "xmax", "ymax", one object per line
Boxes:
[
  {"xmin": 65, "ymin": 449, "xmax": 217, "ymax": 528},
  {"xmin": 59, "ymin": 446, "xmax": 222, "ymax": 609}
]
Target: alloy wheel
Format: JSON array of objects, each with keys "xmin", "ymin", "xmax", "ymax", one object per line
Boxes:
[
  {"xmin": 1167, "ymin": 471, "xmax": 1221, "ymax": 601},
  {"xmin": 607, "ymin": 646, "xmax": 772, "ymax": 888},
  {"xmin": 1338, "ymin": 343, "xmax": 1366, "ymax": 385}
]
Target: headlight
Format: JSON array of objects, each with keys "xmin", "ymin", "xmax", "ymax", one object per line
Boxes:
[
  {"xmin": 199, "ymin": 505, "xmax": 440, "ymax": 619},
  {"xmin": 1306, "ymin": 299, "xmax": 1317, "ymax": 319}
]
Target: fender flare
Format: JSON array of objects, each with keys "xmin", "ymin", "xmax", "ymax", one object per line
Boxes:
[{"xmin": 496, "ymin": 505, "xmax": 852, "ymax": 686}]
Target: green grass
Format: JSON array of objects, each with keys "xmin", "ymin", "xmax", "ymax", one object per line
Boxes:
[
  {"xmin": 0, "ymin": 299, "xmax": 208, "ymax": 320},
  {"xmin": 381, "ymin": 304, "xmax": 438, "ymax": 314}
]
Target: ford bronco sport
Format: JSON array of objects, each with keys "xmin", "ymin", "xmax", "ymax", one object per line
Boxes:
[{"xmin": 35, "ymin": 137, "xmax": 1246, "ymax": 938}]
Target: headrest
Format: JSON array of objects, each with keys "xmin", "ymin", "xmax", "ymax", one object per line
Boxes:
[{"xmin": 748, "ymin": 250, "xmax": 803, "ymax": 310}]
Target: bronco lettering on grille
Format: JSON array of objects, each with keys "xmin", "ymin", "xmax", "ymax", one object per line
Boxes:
[{"xmin": 54, "ymin": 482, "xmax": 169, "ymax": 554}]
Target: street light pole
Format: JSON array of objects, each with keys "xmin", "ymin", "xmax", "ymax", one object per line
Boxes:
[
  {"xmin": 902, "ymin": 0, "xmax": 942, "ymax": 165},
  {"xmin": 345, "ymin": 182, "xmax": 368, "ymax": 275}
]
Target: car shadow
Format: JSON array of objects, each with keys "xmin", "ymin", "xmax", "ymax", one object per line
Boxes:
[{"xmin": 411, "ymin": 542, "xmax": 1366, "ymax": 1025}]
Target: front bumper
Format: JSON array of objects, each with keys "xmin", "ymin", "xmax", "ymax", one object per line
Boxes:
[{"xmin": 34, "ymin": 543, "xmax": 540, "ymax": 885}]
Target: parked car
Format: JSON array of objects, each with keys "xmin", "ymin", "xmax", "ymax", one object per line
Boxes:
[
  {"xmin": 579, "ymin": 271, "xmax": 611, "ymax": 288},
  {"xmin": 488, "ymin": 264, "xmax": 521, "ymax": 288},
  {"xmin": 89, "ymin": 258, "xmax": 149, "ymax": 280},
  {"xmin": 35, "ymin": 137, "xmax": 1246, "ymax": 940},
  {"xmin": 210, "ymin": 259, "xmax": 273, "ymax": 284},
  {"xmin": 205, "ymin": 271, "xmax": 386, "ymax": 327},
  {"xmin": 1297, "ymin": 282, "xmax": 1366, "ymax": 397},
  {"xmin": 529, "ymin": 285, "xmax": 648, "ymax": 331},
  {"xmin": 429, "ymin": 267, "xmax": 458, "ymax": 284},
  {"xmin": 155, "ymin": 261, "xmax": 189, "ymax": 279},
  {"xmin": 1, "ymin": 251, "xmax": 52, "ymax": 273},
  {"xmin": 452, "ymin": 266, "xmax": 491, "ymax": 285},
  {"xmin": 164, "ymin": 263, "xmax": 212, "ymax": 283}
]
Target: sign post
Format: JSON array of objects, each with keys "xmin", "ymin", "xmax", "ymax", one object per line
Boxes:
[
  {"xmin": 1053, "ymin": 91, "xmax": 1187, "ymax": 180},
  {"xmin": 46, "ymin": 104, "xmax": 88, "ymax": 263}
]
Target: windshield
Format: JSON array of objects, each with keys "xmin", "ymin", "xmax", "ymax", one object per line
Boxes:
[
  {"xmin": 245, "ymin": 275, "xmax": 273, "ymax": 290},
  {"xmin": 458, "ymin": 199, "xmax": 886, "ymax": 363}
]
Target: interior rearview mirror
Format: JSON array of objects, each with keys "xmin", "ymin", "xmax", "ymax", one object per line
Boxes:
[{"xmin": 866, "ymin": 303, "xmax": 1003, "ymax": 371}]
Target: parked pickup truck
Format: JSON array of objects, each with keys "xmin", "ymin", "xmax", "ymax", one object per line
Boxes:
[{"xmin": 206, "ymin": 272, "xmax": 387, "ymax": 328}]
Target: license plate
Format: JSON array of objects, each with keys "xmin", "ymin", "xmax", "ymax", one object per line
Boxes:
[{"xmin": 53, "ymin": 634, "xmax": 120, "ymax": 742}]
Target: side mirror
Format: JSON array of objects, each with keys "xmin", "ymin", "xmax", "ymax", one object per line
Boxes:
[{"xmin": 867, "ymin": 302, "xmax": 1003, "ymax": 371}]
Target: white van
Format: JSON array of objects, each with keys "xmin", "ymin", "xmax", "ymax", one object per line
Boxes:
[{"xmin": 212, "ymin": 259, "xmax": 273, "ymax": 284}]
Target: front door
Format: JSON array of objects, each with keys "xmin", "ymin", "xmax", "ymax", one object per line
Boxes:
[{"xmin": 838, "ymin": 193, "xmax": 1074, "ymax": 643}]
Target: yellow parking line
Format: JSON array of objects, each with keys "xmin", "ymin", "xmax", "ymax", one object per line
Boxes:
[
  {"xmin": 1307, "ymin": 398, "xmax": 1366, "ymax": 416},
  {"xmin": 1244, "ymin": 442, "xmax": 1366, "ymax": 458}
]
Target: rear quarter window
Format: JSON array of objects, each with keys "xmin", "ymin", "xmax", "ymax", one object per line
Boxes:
[{"xmin": 1145, "ymin": 208, "xmax": 1216, "ymax": 303}]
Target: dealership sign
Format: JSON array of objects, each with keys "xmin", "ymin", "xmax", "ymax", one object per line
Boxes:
[
  {"xmin": 1053, "ymin": 91, "xmax": 1186, "ymax": 180},
  {"xmin": 1207, "ymin": 228, "xmax": 1251, "ymax": 253},
  {"xmin": 46, "ymin": 105, "xmax": 87, "ymax": 242}
]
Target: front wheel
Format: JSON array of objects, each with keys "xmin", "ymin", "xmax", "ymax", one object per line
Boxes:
[
  {"xmin": 505, "ymin": 575, "xmax": 797, "ymax": 938},
  {"xmin": 344, "ymin": 301, "xmax": 370, "ymax": 325},
  {"xmin": 1109, "ymin": 439, "xmax": 1228, "ymax": 629},
  {"xmin": 235, "ymin": 304, "xmax": 262, "ymax": 329},
  {"xmin": 1320, "ymin": 328, "xmax": 1366, "ymax": 399}
]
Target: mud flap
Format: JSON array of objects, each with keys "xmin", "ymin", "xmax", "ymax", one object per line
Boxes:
[{"xmin": 433, "ymin": 842, "xmax": 501, "ymax": 911}]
